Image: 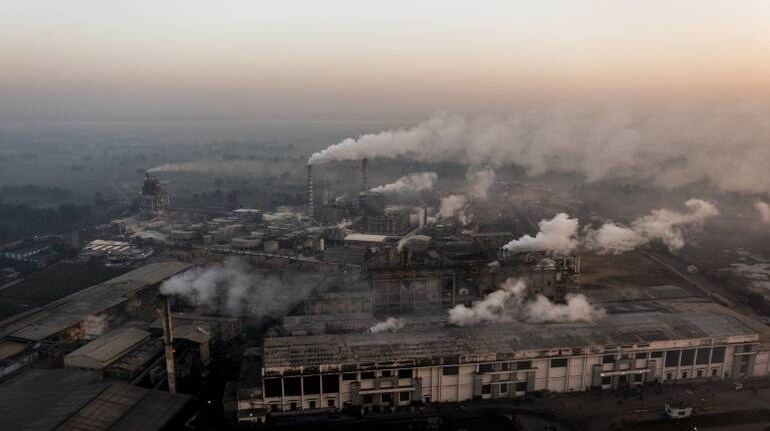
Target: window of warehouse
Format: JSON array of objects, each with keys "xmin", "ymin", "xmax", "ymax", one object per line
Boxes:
[
  {"xmin": 303, "ymin": 376, "xmax": 321, "ymax": 395},
  {"xmin": 481, "ymin": 384, "xmax": 491, "ymax": 394},
  {"xmin": 515, "ymin": 382, "xmax": 527, "ymax": 392},
  {"xmin": 635, "ymin": 352, "xmax": 647, "ymax": 360},
  {"xmin": 443, "ymin": 366, "xmax": 459, "ymax": 375},
  {"xmin": 264, "ymin": 378, "xmax": 282, "ymax": 398},
  {"xmin": 398, "ymin": 369, "xmax": 413, "ymax": 379},
  {"xmin": 711, "ymin": 347, "xmax": 726, "ymax": 363},
  {"xmin": 680, "ymin": 349, "xmax": 695, "ymax": 366},
  {"xmin": 361, "ymin": 371, "xmax": 375, "ymax": 380},
  {"xmin": 665, "ymin": 350, "xmax": 681, "ymax": 368},
  {"xmin": 696, "ymin": 348, "xmax": 711, "ymax": 365},
  {"xmin": 478, "ymin": 363, "xmax": 494, "ymax": 373},
  {"xmin": 602, "ymin": 355, "xmax": 616, "ymax": 364},
  {"xmin": 322, "ymin": 375, "xmax": 339, "ymax": 393},
  {"xmin": 400, "ymin": 392, "xmax": 410, "ymax": 402},
  {"xmin": 284, "ymin": 377, "xmax": 301, "ymax": 396},
  {"xmin": 342, "ymin": 372, "xmax": 357, "ymax": 380},
  {"xmin": 550, "ymin": 358, "xmax": 568, "ymax": 368},
  {"xmin": 515, "ymin": 361, "xmax": 532, "ymax": 370}
]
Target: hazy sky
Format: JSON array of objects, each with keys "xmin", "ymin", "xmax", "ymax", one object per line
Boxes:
[{"xmin": 2, "ymin": 0, "xmax": 769, "ymax": 120}]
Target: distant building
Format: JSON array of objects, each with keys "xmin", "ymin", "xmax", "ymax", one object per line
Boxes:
[
  {"xmin": 0, "ymin": 236, "xmax": 61, "ymax": 267},
  {"xmin": 139, "ymin": 173, "xmax": 170, "ymax": 216}
]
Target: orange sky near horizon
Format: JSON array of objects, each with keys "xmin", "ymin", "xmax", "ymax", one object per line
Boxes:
[{"xmin": 2, "ymin": 0, "xmax": 769, "ymax": 119}]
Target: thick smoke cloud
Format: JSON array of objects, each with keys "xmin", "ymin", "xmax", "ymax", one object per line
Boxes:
[
  {"xmin": 433, "ymin": 170, "xmax": 495, "ymax": 226},
  {"xmin": 438, "ymin": 194, "xmax": 470, "ymax": 225},
  {"xmin": 370, "ymin": 172, "xmax": 438, "ymax": 193},
  {"xmin": 503, "ymin": 213, "xmax": 579, "ymax": 254},
  {"xmin": 584, "ymin": 199, "xmax": 719, "ymax": 253},
  {"xmin": 756, "ymin": 201, "xmax": 770, "ymax": 223},
  {"xmin": 159, "ymin": 258, "xmax": 319, "ymax": 317},
  {"xmin": 448, "ymin": 278, "xmax": 605, "ymax": 326},
  {"xmin": 369, "ymin": 317, "xmax": 405, "ymax": 333},
  {"xmin": 309, "ymin": 108, "xmax": 770, "ymax": 193}
]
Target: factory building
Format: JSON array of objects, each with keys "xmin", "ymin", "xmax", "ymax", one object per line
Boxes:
[
  {"xmin": 0, "ymin": 261, "xmax": 191, "ymax": 367},
  {"xmin": 139, "ymin": 173, "xmax": 170, "ymax": 216},
  {"xmin": 64, "ymin": 327, "xmax": 152, "ymax": 371},
  {"xmin": 247, "ymin": 309, "xmax": 768, "ymax": 414},
  {"xmin": 0, "ymin": 236, "xmax": 62, "ymax": 267},
  {"xmin": 365, "ymin": 244, "xmax": 578, "ymax": 315}
]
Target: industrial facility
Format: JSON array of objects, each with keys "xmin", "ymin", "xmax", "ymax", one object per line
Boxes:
[
  {"xmin": 4, "ymin": 157, "xmax": 770, "ymax": 430},
  {"xmin": 252, "ymin": 309, "xmax": 763, "ymax": 415}
]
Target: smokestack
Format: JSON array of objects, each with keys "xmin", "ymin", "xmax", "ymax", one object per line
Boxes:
[
  {"xmin": 362, "ymin": 158, "xmax": 368, "ymax": 192},
  {"xmin": 307, "ymin": 164, "xmax": 314, "ymax": 218},
  {"xmin": 161, "ymin": 296, "xmax": 177, "ymax": 394},
  {"xmin": 423, "ymin": 207, "xmax": 428, "ymax": 227}
]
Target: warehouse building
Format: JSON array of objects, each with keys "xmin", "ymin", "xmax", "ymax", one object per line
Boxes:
[
  {"xmin": 248, "ymin": 309, "xmax": 767, "ymax": 413},
  {"xmin": 64, "ymin": 327, "xmax": 152, "ymax": 370},
  {"xmin": 0, "ymin": 261, "xmax": 191, "ymax": 344}
]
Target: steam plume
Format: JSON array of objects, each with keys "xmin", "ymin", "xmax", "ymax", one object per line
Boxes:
[
  {"xmin": 308, "ymin": 108, "xmax": 770, "ymax": 194},
  {"xmin": 584, "ymin": 199, "xmax": 719, "ymax": 253},
  {"xmin": 756, "ymin": 201, "xmax": 770, "ymax": 223},
  {"xmin": 503, "ymin": 213, "xmax": 579, "ymax": 254},
  {"xmin": 369, "ymin": 317, "xmax": 405, "ymax": 333},
  {"xmin": 370, "ymin": 172, "xmax": 438, "ymax": 193},
  {"xmin": 159, "ymin": 258, "xmax": 319, "ymax": 317},
  {"xmin": 438, "ymin": 194, "xmax": 470, "ymax": 225},
  {"xmin": 448, "ymin": 278, "xmax": 605, "ymax": 326}
]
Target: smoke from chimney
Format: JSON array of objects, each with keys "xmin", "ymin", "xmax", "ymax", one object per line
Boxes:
[
  {"xmin": 307, "ymin": 107, "xmax": 770, "ymax": 194},
  {"xmin": 369, "ymin": 172, "xmax": 438, "ymax": 193},
  {"xmin": 447, "ymin": 278, "xmax": 605, "ymax": 326}
]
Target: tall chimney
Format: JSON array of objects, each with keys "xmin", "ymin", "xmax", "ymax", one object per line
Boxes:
[
  {"xmin": 361, "ymin": 158, "xmax": 369, "ymax": 192},
  {"xmin": 423, "ymin": 207, "xmax": 428, "ymax": 227},
  {"xmin": 161, "ymin": 296, "xmax": 177, "ymax": 394},
  {"xmin": 307, "ymin": 164, "xmax": 314, "ymax": 218}
]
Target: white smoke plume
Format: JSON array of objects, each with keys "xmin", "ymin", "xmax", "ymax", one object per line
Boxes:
[
  {"xmin": 148, "ymin": 160, "xmax": 258, "ymax": 174},
  {"xmin": 438, "ymin": 194, "xmax": 470, "ymax": 225},
  {"xmin": 159, "ymin": 258, "xmax": 319, "ymax": 317},
  {"xmin": 756, "ymin": 201, "xmax": 770, "ymax": 223},
  {"xmin": 503, "ymin": 213, "xmax": 579, "ymax": 254},
  {"xmin": 369, "ymin": 317, "xmax": 405, "ymax": 333},
  {"xmin": 336, "ymin": 219, "xmax": 353, "ymax": 229},
  {"xmin": 308, "ymin": 107, "xmax": 770, "ymax": 194},
  {"xmin": 584, "ymin": 199, "xmax": 719, "ymax": 253},
  {"xmin": 370, "ymin": 172, "xmax": 438, "ymax": 193},
  {"xmin": 467, "ymin": 169, "xmax": 496, "ymax": 201},
  {"xmin": 409, "ymin": 207, "xmax": 429, "ymax": 226},
  {"xmin": 448, "ymin": 278, "xmax": 605, "ymax": 326}
]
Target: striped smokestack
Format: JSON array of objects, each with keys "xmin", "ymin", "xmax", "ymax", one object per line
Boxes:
[
  {"xmin": 362, "ymin": 157, "xmax": 369, "ymax": 192},
  {"xmin": 307, "ymin": 164, "xmax": 314, "ymax": 218},
  {"xmin": 161, "ymin": 296, "xmax": 177, "ymax": 394}
]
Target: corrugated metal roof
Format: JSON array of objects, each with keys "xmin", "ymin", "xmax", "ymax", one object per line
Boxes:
[
  {"xmin": 344, "ymin": 234, "xmax": 389, "ymax": 243},
  {"xmin": 0, "ymin": 261, "xmax": 191, "ymax": 341},
  {"xmin": 262, "ymin": 311, "xmax": 759, "ymax": 369},
  {"xmin": 64, "ymin": 328, "xmax": 150, "ymax": 370}
]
